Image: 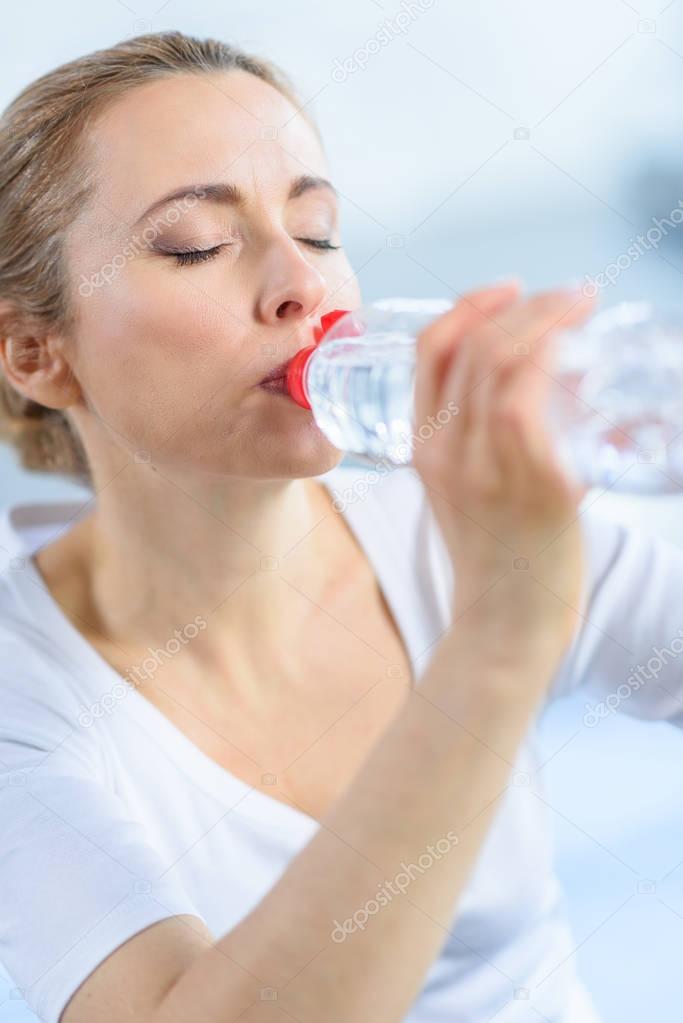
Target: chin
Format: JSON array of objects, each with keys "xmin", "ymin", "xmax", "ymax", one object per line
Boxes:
[
  {"xmin": 238, "ymin": 407, "xmax": 345, "ymax": 479},
  {"xmin": 255, "ymin": 425, "xmax": 346, "ymax": 480},
  {"xmin": 177, "ymin": 421, "xmax": 346, "ymax": 481}
]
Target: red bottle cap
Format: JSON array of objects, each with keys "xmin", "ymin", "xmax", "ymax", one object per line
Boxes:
[
  {"xmin": 287, "ymin": 309, "xmax": 350, "ymax": 409},
  {"xmin": 286, "ymin": 345, "xmax": 317, "ymax": 409},
  {"xmin": 313, "ymin": 308, "xmax": 350, "ymax": 342}
]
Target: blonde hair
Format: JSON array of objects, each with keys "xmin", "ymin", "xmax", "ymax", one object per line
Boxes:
[{"xmin": 0, "ymin": 31, "xmax": 317, "ymax": 486}]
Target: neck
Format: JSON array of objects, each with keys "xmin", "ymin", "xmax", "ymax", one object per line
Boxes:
[{"xmin": 65, "ymin": 461, "xmax": 349, "ymax": 659}]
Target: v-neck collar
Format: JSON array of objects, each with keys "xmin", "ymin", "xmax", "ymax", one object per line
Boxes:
[{"xmin": 6, "ymin": 462, "xmax": 426, "ymax": 837}]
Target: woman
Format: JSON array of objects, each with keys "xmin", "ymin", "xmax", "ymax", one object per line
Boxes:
[{"xmin": 1, "ymin": 30, "xmax": 680, "ymax": 1023}]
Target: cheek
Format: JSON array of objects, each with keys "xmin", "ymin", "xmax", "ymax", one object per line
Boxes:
[
  {"xmin": 329, "ymin": 257, "xmax": 361, "ymax": 308},
  {"xmin": 74, "ymin": 278, "xmax": 247, "ymax": 445}
]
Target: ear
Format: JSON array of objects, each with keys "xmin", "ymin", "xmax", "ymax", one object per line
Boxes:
[{"xmin": 0, "ymin": 305, "xmax": 83, "ymax": 410}]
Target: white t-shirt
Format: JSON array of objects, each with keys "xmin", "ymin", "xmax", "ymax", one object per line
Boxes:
[{"xmin": 2, "ymin": 460, "xmax": 681, "ymax": 1023}]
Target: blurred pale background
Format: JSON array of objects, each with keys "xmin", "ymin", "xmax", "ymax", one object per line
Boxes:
[{"xmin": 3, "ymin": 1, "xmax": 683, "ymax": 1019}]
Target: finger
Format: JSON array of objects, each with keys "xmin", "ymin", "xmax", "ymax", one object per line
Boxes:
[
  {"xmin": 451, "ymin": 287, "xmax": 596, "ymax": 446},
  {"xmin": 493, "ymin": 336, "xmax": 573, "ymax": 499},
  {"xmin": 439, "ymin": 292, "xmax": 521, "ymax": 449},
  {"xmin": 446, "ymin": 286, "xmax": 595, "ymax": 410},
  {"xmin": 496, "ymin": 288, "xmax": 597, "ymax": 359},
  {"xmin": 414, "ymin": 281, "xmax": 520, "ymax": 429},
  {"xmin": 456, "ymin": 328, "xmax": 562, "ymax": 507},
  {"xmin": 414, "ymin": 285, "xmax": 594, "ymax": 496},
  {"xmin": 460, "ymin": 339, "xmax": 517, "ymax": 496},
  {"xmin": 432, "ymin": 289, "xmax": 538, "ymax": 489},
  {"xmin": 437, "ymin": 331, "xmax": 476, "ymax": 459}
]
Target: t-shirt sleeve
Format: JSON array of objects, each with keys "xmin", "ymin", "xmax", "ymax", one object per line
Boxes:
[
  {"xmin": 377, "ymin": 465, "xmax": 683, "ymax": 726},
  {"xmin": 547, "ymin": 508, "xmax": 683, "ymax": 727},
  {"xmin": 0, "ymin": 674, "xmax": 201, "ymax": 1023}
]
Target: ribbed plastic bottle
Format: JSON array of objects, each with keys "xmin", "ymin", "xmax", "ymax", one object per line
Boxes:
[{"xmin": 287, "ymin": 297, "xmax": 683, "ymax": 493}]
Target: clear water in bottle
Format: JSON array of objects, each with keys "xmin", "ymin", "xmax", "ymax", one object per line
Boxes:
[
  {"xmin": 305, "ymin": 298, "xmax": 452, "ymax": 462},
  {"xmin": 302, "ymin": 296, "xmax": 683, "ymax": 494},
  {"xmin": 548, "ymin": 301, "xmax": 683, "ymax": 492}
]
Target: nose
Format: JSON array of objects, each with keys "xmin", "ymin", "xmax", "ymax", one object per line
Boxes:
[{"xmin": 256, "ymin": 239, "xmax": 327, "ymax": 328}]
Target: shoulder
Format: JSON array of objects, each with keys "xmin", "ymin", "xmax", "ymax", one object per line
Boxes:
[
  {"xmin": 577, "ymin": 500, "xmax": 683, "ymax": 596},
  {"xmin": 0, "ymin": 498, "xmax": 90, "ymax": 557},
  {"xmin": 0, "ymin": 557, "xmax": 105, "ymax": 774},
  {"xmin": 548, "ymin": 501, "xmax": 683, "ymax": 709}
]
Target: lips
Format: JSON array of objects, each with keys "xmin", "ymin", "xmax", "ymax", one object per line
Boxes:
[
  {"xmin": 256, "ymin": 317, "xmax": 320, "ymax": 387},
  {"xmin": 258, "ymin": 359, "xmax": 291, "ymax": 385},
  {"xmin": 256, "ymin": 309, "xmax": 350, "ymax": 390}
]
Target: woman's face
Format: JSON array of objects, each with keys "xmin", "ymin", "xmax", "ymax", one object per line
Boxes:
[{"xmin": 64, "ymin": 69, "xmax": 361, "ymax": 480}]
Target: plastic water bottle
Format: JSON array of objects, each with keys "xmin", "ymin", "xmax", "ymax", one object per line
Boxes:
[{"xmin": 286, "ymin": 297, "xmax": 683, "ymax": 494}]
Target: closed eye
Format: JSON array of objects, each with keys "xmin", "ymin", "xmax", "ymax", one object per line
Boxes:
[
  {"xmin": 161, "ymin": 244, "xmax": 226, "ymax": 267},
  {"xmin": 163, "ymin": 238, "xmax": 342, "ymax": 268},
  {"xmin": 295, "ymin": 238, "xmax": 342, "ymax": 251}
]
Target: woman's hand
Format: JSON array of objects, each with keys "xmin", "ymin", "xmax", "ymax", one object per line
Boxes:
[{"xmin": 412, "ymin": 281, "xmax": 597, "ymax": 671}]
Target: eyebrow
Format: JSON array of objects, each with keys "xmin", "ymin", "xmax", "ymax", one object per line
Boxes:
[{"xmin": 133, "ymin": 175, "xmax": 338, "ymax": 226}]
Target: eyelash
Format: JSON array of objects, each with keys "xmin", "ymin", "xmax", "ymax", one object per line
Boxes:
[{"xmin": 169, "ymin": 238, "xmax": 341, "ymax": 267}]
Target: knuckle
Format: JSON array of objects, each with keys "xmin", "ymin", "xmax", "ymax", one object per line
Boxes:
[
  {"xmin": 472, "ymin": 322, "xmax": 510, "ymax": 351},
  {"xmin": 468, "ymin": 471, "xmax": 502, "ymax": 502},
  {"xmin": 527, "ymin": 289, "xmax": 573, "ymax": 311},
  {"xmin": 493, "ymin": 399, "xmax": 521, "ymax": 429}
]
